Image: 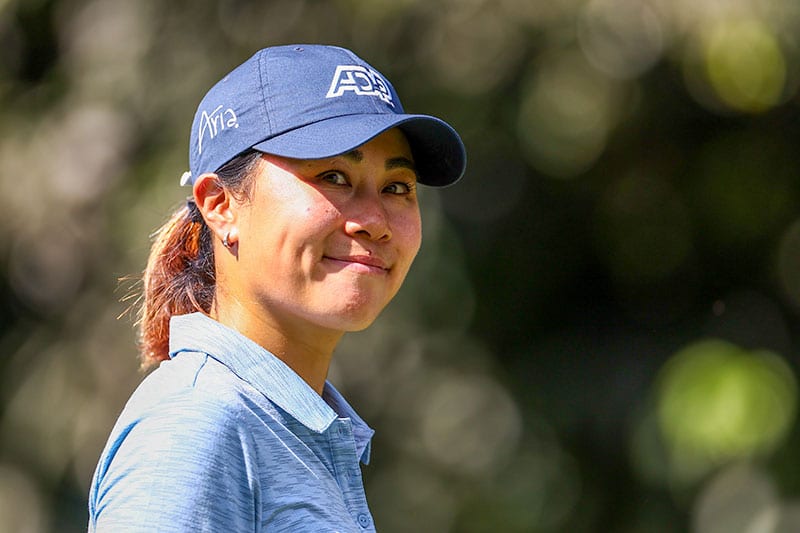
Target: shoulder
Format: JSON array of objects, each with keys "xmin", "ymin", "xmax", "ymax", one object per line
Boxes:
[
  {"xmin": 114, "ymin": 352, "xmax": 278, "ymax": 452},
  {"xmin": 89, "ymin": 353, "xmax": 266, "ymax": 530},
  {"xmin": 127, "ymin": 351, "xmax": 270, "ymax": 423},
  {"xmin": 93, "ymin": 352, "xmax": 272, "ymax": 488}
]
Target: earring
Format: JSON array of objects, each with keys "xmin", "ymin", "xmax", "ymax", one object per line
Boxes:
[{"xmin": 222, "ymin": 232, "xmax": 232, "ymax": 249}]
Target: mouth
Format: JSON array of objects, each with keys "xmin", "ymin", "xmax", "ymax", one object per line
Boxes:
[{"xmin": 323, "ymin": 255, "xmax": 391, "ymax": 274}]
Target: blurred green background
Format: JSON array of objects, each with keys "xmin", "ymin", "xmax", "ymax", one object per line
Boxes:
[{"xmin": 3, "ymin": 0, "xmax": 800, "ymax": 531}]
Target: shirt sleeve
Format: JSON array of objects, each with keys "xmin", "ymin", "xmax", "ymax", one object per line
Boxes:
[{"xmin": 89, "ymin": 390, "xmax": 261, "ymax": 533}]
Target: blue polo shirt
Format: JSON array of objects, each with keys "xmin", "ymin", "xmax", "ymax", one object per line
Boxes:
[{"xmin": 88, "ymin": 312, "xmax": 376, "ymax": 532}]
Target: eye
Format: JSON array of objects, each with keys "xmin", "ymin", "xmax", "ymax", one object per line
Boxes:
[
  {"xmin": 319, "ymin": 170, "xmax": 348, "ymax": 186},
  {"xmin": 383, "ymin": 181, "xmax": 415, "ymax": 195}
]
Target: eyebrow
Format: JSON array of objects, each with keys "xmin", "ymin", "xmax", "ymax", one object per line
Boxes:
[
  {"xmin": 385, "ymin": 156, "xmax": 416, "ymax": 173},
  {"xmin": 342, "ymin": 150, "xmax": 417, "ymax": 173},
  {"xmin": 343, "ymin": 149, "xmax": 364, "ymax": 162}
]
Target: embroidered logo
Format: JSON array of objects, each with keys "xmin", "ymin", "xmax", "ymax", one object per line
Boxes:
[
  {"xmin": 197, "ymin": 105, "xmax": 239, "ymax": 154},
  {"xmin": 326, "ymin": 65, "xmax": 394, "ymax": 106}
]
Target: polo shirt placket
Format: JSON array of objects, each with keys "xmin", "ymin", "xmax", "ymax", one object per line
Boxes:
[{"xmin": 328, "ymin": 419, "xmax": 373, "ymax": 530}]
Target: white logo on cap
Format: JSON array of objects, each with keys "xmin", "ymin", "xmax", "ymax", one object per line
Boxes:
[
  {"xmin": 197, "ymin": 105, "xmax": 239, "ymax": 155},
  {"xmin": 326, "ymin": 65, "xmax": 394, "ymax": 106}
]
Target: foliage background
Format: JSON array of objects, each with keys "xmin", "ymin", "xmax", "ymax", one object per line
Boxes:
[{"xmin": 3, "ymin": 0, "xmax": 800, "ymax": 531}]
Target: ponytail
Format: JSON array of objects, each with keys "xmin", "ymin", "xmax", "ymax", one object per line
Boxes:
[
  {"xmin": 138, "ymin": 201, "xmax": 214, "ymax": 369},
  {"xmin": 134, "ymin": 150, "xmax": 262, "ymax": 370}
]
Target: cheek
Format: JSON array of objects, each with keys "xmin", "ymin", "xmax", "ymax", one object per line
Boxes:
[
  {"xmin": 304, "ymin": 202, "xmax": 342, "ymax": 226},
  {"xmin": 395, "ymin": 210, "xmax": 423, "ymax": 261},
  {"xmin": 249, "ymin": 188, "xmax": 340, "ymax": 245}
]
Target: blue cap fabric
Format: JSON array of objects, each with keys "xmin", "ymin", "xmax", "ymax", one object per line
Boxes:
[{"xmin": 187, "ymin": 45, "xmax": 466, "ymax": 187}]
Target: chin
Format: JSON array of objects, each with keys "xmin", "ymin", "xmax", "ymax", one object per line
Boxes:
[
  {"xmin": 317, "ymin": 295, "xmax": 390, "ymax": 332},
  {"xmin": 334, "ymin": 307, "xmax": 386, "ymax": 332},
  {"xmin": 311, "ymin": 313, "xmax": 380, "ymax": 334}
]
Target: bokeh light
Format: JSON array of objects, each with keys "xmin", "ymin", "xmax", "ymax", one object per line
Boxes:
[
  {"xmin": 682, "ymin": 15, "xmax": 800, "ymax": 113},
  {"xmin": 419, "ymin": 372, "xmax": 522, "ymax": 477},
  {"xmin": 455, "ymin": 443, "xmax": 581, "ymax": 532},
  {"xmin": 691, "ymin": 462, "xmax": 800, "ymax": 533},
  {"xmin": 704, "ymin": 19, "xmax": 786, "ymax": 113},
  {"xmin": 420, "ymin": 1, "xmax": 526, "ymax": 96},
  {"xmin": 692, "ymin": 462, "xmax": 778, "ymax": 533},
  {"xmin": 656, "ymin": 340, "xmax": 797, "ymax": 482},
  {"xmin": 0, "ymin": 463, "xmax": 49, "ymax": 533},
  {"xmin": 516, "ymin": 48, "xmax": 627, "ymax": 178},
  {"xmin": 578, "ymin": 0, "xmax": 667, "ymax": 79},
  {"xmin": 367, "ymin": 458, "xmax": 459, "ymax": 532},
  {"xmin": 58, "ymin": 0, "xmax": 154, "ymax": 101}
]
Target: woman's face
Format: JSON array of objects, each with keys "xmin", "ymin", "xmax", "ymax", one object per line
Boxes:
[{"xmin": 226, "ymin": 128, "xmax": 422, "ymax": 335}]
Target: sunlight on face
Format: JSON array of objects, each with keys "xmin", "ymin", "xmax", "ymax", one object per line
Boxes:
[{"xmin": 222, "ymin": 128, "xmax": 423, "ymax": 337}]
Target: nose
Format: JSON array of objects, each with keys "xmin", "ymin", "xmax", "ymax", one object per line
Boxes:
[{"xmin": 344, "ymin": 193, "xmax": 392, "ymax": 242}]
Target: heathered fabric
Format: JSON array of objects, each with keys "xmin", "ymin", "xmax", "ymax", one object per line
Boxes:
[{"xmin": 88, "ymin": 312, "xmax": 376, "ymax": 532}]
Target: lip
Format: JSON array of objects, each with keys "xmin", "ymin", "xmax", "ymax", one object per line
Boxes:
[{"xmin": 323, "ymin": 255, "xmax": 391, "ymax": 274}]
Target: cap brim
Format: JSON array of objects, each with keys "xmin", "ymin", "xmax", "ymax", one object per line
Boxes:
[{"xmin": 251, "ymin": 113, "xmax": 466, "ymax": 187}]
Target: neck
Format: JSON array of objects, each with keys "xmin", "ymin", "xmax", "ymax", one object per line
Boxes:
[{"xmin": 212, "ymin": 300, "xmax": 343, "ymax": 396}]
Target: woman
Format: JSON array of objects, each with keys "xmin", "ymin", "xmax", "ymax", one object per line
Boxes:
[{"xmin": 87, "ymin": 44, "xmax": 466, "ymax": 532}]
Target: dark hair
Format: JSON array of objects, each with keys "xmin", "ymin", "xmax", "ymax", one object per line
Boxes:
[{"xmin": 136, "ymin": 150, "xmax": 262, "ymax": 370}]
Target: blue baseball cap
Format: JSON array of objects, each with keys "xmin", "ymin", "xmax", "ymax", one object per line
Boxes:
[{"xmin": 184, "ymin": 44, "xmax": 466, "ymax": 187}]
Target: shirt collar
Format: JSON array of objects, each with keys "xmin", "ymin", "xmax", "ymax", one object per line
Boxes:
[
  {"xmin": 322, "ymin": 382, "xmax": 375, "ymax": 464},
  {"xmin": 168, "ymin": 313, "xmax": 374, "ymax": 462}
]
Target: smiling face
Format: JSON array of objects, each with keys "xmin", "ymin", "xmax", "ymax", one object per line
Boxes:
[{"xmin": 219, "ymin": 128, "xmax": 422, "ymax": 338}]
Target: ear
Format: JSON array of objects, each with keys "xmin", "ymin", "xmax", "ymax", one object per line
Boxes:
[{"xmin": 193, "ymin": 173, "xmax": 238, "ymax": 245}]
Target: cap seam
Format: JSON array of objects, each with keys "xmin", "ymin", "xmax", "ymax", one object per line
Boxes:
[{"xmin": 257, "ymin": 48, "xmax": 274, "ymax": 135}]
